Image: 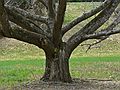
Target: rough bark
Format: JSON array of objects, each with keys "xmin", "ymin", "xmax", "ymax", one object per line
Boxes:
[
  {"xmin": 67, "ymin": 0, "xmax": 120, "ymax": 54},
  {"xmin": 42, "ymin": 44, "xmax": 72, "ymax": 82}
]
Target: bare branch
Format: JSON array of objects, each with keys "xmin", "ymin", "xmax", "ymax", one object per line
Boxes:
[
  {"xmin": 66, "ymin": 0, "xmax": 120, "ymax": 54},
  {"xmin": 53, "ymin": 0, "xmax": 67, "ymax": 47},
  {"xmin": 0, "ymin": 0, "xmax": 12, "ymax": 36},
  {"xmin": 48, "ymin": 0, "xmax": 55, "ymax": 19},
  {"xmin": 105, "ymin": 14, "xmax": 120, "ymax": 31},
  {"xmin": 0, "ymin": 0, "xmax": 54, "ymax": 52},
  {"xmin": 0, "ymin": 25, "xmax": 4, "ymax": 38},
  {"xmin": 80, "ymin": 1, "xmax": 119, "ymax": 35},
  {"xmin": 84, "ymin": 29, "xmax": 120, "ymax": 40},
  {"xmin": 62, "ymin": 0, "xmax": 112, "ymax": 35},
  {"xmin": 79, "ymin": 12, "xmax": 120, "ymax": 52},
  {"xmin": 10, "ymin": 26, "xmax": 54, "ymax": 51},
  {"xmin": 5, "ymin": 7, "xmax": 51, "ymax": 38},
  {"xmin": 84, "ymin": 14, "xmax": 120, "ymax": 40},
  {"xmin": 38, "ymin": 0, "xmax": 48, "ymax": 9},
  {"xmin": 81, "ymin": 37, "xmax": 108, "ymax": 52},
  {"xmin": 6, "ymin": 5, "xmax": 48, "ymax": 25},
  {"xmin": 67, "ymin": 0, "xmax": 119, "ymax": 51}
]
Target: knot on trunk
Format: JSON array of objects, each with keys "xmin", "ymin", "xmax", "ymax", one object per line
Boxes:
[{"xmin": 40, "ymin": 38, "xmax": 47, "ymax": 46}]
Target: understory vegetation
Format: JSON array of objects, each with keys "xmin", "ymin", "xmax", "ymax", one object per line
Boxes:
[{"xmin": 0, "ymin": 2, "xmax": 120, "ymax": 88}]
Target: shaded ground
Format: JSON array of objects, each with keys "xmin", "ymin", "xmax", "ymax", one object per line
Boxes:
[{"xmin": 1, "ymin": 79, "xmax": 119, "ymax": 90}]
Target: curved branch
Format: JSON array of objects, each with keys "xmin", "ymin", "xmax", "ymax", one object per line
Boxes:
[
  {"xmin": 38, "ymin": 0, "xmax": 48, "ymax": 9},
  {"xmin": 66, "ymin": 0, "xmax": 120, "ymax": 54},
  {"xmin": 0, "ymin": 0, "xmax": 54, "ymax": 53},
  {"xmin": 62, "ymin": 0, "xmax": 112, "ymax": 36},
  {"xmin": 10, "ymin": 26, "xmax": 54, "ymax": 52},
  {"xmin": 84, "ymin": 14, "xmax": 120, "ymax": 40},
  {"xmin": 81, "ymin": 38, "xmax": 107, "ymax": 53},
  {"xmin": 5, "ymin": 7, "xmax": 51, "ymax": 38},
  {"xmin": 6, "ymin": 5, "xmax": 48, "ymax": 25},
  {"xmin": 84, "ymin": 29, "xmax": 120, "ymax": 40}
]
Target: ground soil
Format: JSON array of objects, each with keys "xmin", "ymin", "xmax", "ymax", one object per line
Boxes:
[{"xmin": 1, "ymin": 79, "xmax": 119, "ymax": 90}]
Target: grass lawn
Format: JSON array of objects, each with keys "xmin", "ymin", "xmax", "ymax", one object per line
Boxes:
[
  {"xmin": 70, "ymin": 57, "xmax": 120, "ymax": 80},
  {"xmin": 0, "ymin": 2, "xmax": 120, "ymax": 88},
  {"xmin": 0, "ymin": 59, "xmax": 45, "ymax": 88},
  {"xmin": 0, "ymin": 57, "xmax": 120, "ymax": 88}
]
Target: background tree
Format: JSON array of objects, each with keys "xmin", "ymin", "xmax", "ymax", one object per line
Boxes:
[{"xmin": 0, "ymin": 0, "xmax": 120, "ymax": 82}]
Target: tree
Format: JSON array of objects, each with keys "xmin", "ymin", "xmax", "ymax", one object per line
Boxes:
[{"xmin": 0, "ymin": 0, "xmax": 120, "ymax": 82}]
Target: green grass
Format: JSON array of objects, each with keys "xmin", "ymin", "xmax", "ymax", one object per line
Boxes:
[
  {"xmin": 0, "ymin": 57, "xmax": 120, "ymax": 88},
  {"xmin": 70, "ymin": 57, "xmax": 120, "ymax": 80},
  {"xmin": 0, "ymin": 59, "xmax": 45, "ymax": 88}
]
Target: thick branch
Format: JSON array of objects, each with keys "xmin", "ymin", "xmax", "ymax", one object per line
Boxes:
[
  {"xmin": 53, "ymin": 0, "xmax": 67, "ymax": 47},
  {"xmin": 5, "ymin": 7, "xmax": 51, "ymax": 38},
  {"xmin": 48, "ymin": 0, "xmax": 55, "ymax": 19},
  {"xmin": 9, "ymin": 26, "xmax": 54, "ymax": 52},
  {"xmin": 5, "ymin": 6, "xmax": 48, "ymax": 24},
  {"xmin": 84, "ymin": 13, "xmax": 120, "ymax": 40},
  {"xmin": 84, "ymin": 29, "xmax": 120, "ymax": 40},
  {"xmin": 0, "ymin": 0, "xmax": 11, "ymax": 36},
  {"xmin": 66, "ymin": 0, "xmax": 120, "ymax": 54},
  {"xmin": 105, "ymin": 15, "xmax": 120, "ymax": 31},
  {"xmin": 80, "ymin": 12, "xmax": 120, "ymax": 52},
  {"xmin": 10, "ymin": 27, "xmax": 48, "ymax": 48},
  {"xmin": 74, "ymin": 15, "xmax": 120, "ymax": 52},
  {"xmin": 0, "ymin": 0, "xmax": 54, "ymax": 52},
  {"xmin": 80, "ymin": 0, "xmax": 119, "ymax": 35},
  {"xmin": 62, "ymin": 0, "xmax": 112, "ymax": 35},
  {"xmin": 0, "ymin": 24, "xmax": 4, "ymax": 38}
]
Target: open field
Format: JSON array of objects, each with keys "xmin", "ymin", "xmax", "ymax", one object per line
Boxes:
[
  {"xmin": 0, "ymin": 2, "xmax": 120, "ymax": 88},
  {"xmin": 0, "ymin": 57, "xmax": 120, "ymax": 88}
]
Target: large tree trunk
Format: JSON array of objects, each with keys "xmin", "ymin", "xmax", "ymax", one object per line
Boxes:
[{"xmin": 41, "ymin": 48, "xmax": 72, "ymax": 82}]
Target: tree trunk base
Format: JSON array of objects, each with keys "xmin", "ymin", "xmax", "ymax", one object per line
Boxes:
[
  {"xmin": 41, "ymin": 56, "xmax": 72, "ymax": 82},
  {"xmin": 40, "ymin": 76, "xmax": 72, "ymax": 83},
  {"xmin": 42, "ymin": 49, "xmax": 72, "ymax": 83}
]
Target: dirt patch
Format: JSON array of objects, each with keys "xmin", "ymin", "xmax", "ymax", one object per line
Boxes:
[{"xmin": 3, "ymin": 79, "xmax": 120, "ymax": 90}]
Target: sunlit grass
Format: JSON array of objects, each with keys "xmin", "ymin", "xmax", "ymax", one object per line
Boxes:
[
  {"xmin": 70, "ymin": 57, "xmax": 120, "ymax": 80},
  {"xmin": 0, "ymin": 59, "xmax": 45, "ymax": 88},
  {"xmin": 0, "ymin": 57, "xmax": 120, "ymax": 88}
]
